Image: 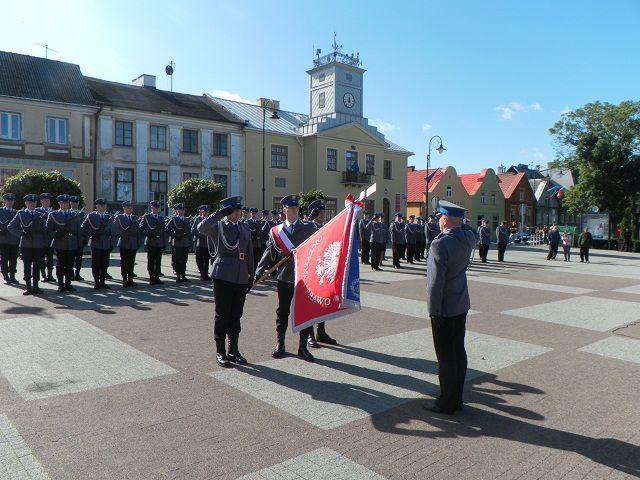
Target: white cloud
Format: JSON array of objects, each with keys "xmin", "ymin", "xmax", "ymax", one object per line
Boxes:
[
  {"xmin": 210, "ymin": 89, "xmax": 253, "ymax": 104},
  {"xmin": 422, "ymin": 123, "xmax": 432, "ymax": 132},
  {"xmin": 530, "ymin": 102, "xmax": 543, "ymax": 111},
  {"xmin": 495, "ymin": 101, "xmax": 542, "ymax": 120},
  {"xmin": 371, "ymin": 119, "xmax": 398, "ymax": 134},
  {"xmin": 560, "ymin": 106, "xmax": 572, "ymax": 115}
]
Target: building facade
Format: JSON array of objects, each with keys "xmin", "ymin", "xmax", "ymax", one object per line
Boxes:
[
  {"xmin": 459, "ymin": 168, "xmax": 505, "ymax": 236},
  {"xmin": 498, "ymin": 171, "xmax": 536, "ymax": 229},
  {"xmin": 407, "ymin": 166, "xmax": 470, "ymax": 218},
  {"xmin": 0, "ymin": 51, "xmax": 97, "ymax": 200}
]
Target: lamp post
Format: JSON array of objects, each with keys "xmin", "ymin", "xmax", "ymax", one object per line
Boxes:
[
  {"xmin": 426, "ymin": 135, "xmax": 445, "ymax": 217},
  {"xmin": 261, "ymin": 101, "xmax": 280, "ymax": 210}
]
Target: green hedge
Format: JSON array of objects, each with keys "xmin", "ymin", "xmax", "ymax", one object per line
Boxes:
[
  {"xmin": 0, "ymin": 169, "xmax": 84, "ymax": 209},
  {"xmin": 167, "ymin": 178, "xmax": 225, "ymax": 216}
]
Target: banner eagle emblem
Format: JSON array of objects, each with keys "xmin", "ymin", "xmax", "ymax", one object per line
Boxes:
[{"xmin": 316, "ymin": 241, "xmax": 341, "ymax": 285}]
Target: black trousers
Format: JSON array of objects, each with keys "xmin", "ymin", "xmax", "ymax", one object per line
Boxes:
[
  {"xmin": 580, "ymin": 247, "xmax": 590, "ymax": 262},
  {"xmin": 253, "ymin": 247, "xmax": 262, "ymax": 270},
  {"xmin": 147, "ymin": 246, "xmax": 163, "ymax": 280},
  {"xmin": 276, "ymin": 280, "xmax": 312, "ymax": 340},
  {"xmin": 370, "ymin": 242, "xmax": 384, "ymax": 269},
  {"xmin": 431, "ymin": 313, "xmax": 467, "ymax": 410},
  {"xmin": 120, "ymin": 248, "xmax": 137, "ymax": 279},
  {"xmin": 55, "ymin": 249, "xmax": 75, "ymax": 285},
  {"xmin": 392, "ymin": 243, "xmax": 402, "ymax": 267},
  {"xmin": 195, "ymin": 247, "xmax": 210, "ymax": 276},
  {"xmin": 213, "ymin": 279, "xmax": 247, "ymax": 342},
  {"xmin": 0, "ymin": 243, "xmax": 18, "ymax": 277},
  {"xmin": 478, "ymin": 243, "xmax": 489, "ymax": 262},
  {"xmin": 41, "ymin": 246, "xmax": 54, "ymax": 275},
  {"xmin": 497, "ymin": 243, "xmax": 507, "ymax": 261},
  {"xmin": 416, "ymin": 241, "xmax": 425, "ymax": 259},
  {"xmin": 406, "ymin": 243, "xmax": 415, "ymax": 264},
  {"xmin": 400, "ymin": 244, "xmax": 406, "ymax": 260},
  {"xmin": 547, "ymin": 242, "xmax": 559, "ymax": 260},
  {"xmin": 20, "ymin": 247, "xmax": 42, "ymax": 282},
  {"xmin": 361, "ymin": 239, "xmax": 371, "ymax": 264},
  {"xmin": 91, "ymin": 248, "xmax": 110, "ymax": 283},
  {"xmin": 173, "ymin": 246, "xmax": 189, "ymax": 275},
  {"xmin": 74, "ymin": 247, "xmax": 83, "ymax": 272}
]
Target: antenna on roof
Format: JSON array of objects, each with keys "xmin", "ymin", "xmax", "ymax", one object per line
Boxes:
[
  {"xmin": 165, "ymin": 61, "xmax": 175, "ymax": 92},
  {"xmin": 35, "ymin": 42, "xmax": 58, "ymax": 59}
]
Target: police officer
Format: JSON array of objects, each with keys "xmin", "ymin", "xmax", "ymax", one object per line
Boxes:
[
  {"xmin": 425, "ymin": 200, "xmax": 477, "ymax": 414},
  {"xmin": 46, "ymin": 194, "xmax": 80, "ymax": 292},
  {"xmin": 113, "ymin": 201, "xmax": 140, "ymax": 287},
  {"xmin": 416, "ymin": 217, "xmax": 426, "ymax": 260},
  {"xmin": 81, "ymin": 199, "xmax": 112, "ymax": 290},
  {"xmin": 69, "ymin": 196, "xmax": 86, "ymax": 280},
  {"xmin": 244, "ymin": 208, "xmax": 262, "ymax": 269},
  {"xmin": 198, "ymin": 196, "xmax": 254, "ymax": 367},
  {"xmin": 7, "ymin": 194, "xmax": 47, "ymax": 295},
  {"xmin": 37, "ymin": 192, "xmax": 55, "ymax": 282},
  {"xmin": 192, "ymin": 205, "xmax": 211, "ymax": 281},
  {"xmin": 426, "ymin": 215, "xmax": 440, "ymax": 253},
  {"xmin": 254, "ymin": 195, "xmax": 317, "ymax": 362},
  {"xmin": 140, "ymin": 200, "xmax": 166, "ymax": 285},
  {"xmin": 369, "ymin": 212, "xmax": 387, "ymax": 271},
  {"xmin": 477, "ymin": 219, "xmax": 491, "ymax": 263},
  {"xmin": 358, "ymin": 213, "xmax": 372, "ymax": 265},
  {"xmin": 389, "ymin": 213, "xmax": 405, "ymax": 269},
  {"xmin": 405, "ymin": 215, "xmax": 418, "ymax": 264},
  {"xmin": 165, "ymin": 203, "xmax": 191, "ymax": 283},
  {"xmin": 0, "ymin": 193, "xmax": 19, "ymax": 285},
  {"xmin": 496, "ymin": 220, "xmax": 509, "ymax": 262}
]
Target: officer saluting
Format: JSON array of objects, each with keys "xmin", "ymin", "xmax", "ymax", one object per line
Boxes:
[
  {"xmin": 192, "ymin": 205, "xmax": 211, "ymax": 281},
  {"xmin": 197, "ymin": 196, "xmax": 254, "ymax": 367},
  {"xmin": 7, "ymin": 194, "xmax": 47, "ymax": 295},
  {"xmin": 165, "ymin": 203, "xmax": 191, "ymax": 283},
  {"xmin": 140, "ymin": 200, "xmax": 166, "ymax": 285},
  {"xmin": 424, "ymin": 200, "xmax": 477, "ymax": 415},
  {"xmin": 0, "ymin": 193, "xmax": 19, "ymax": 285},
  {"xmin": 112, "ymin": 201, "xmax": 140, "ymax": 288},
  {"xmin": 81, "ymin": 199, "xmax": 113, "ymax": 290},
  {"xmin": 46, "ymin": 194, "xmax": 80, "ymax": 292}
]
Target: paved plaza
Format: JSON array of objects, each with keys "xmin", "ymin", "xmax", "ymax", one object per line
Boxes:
[{"xmin": 0, "ymin": 246, "xmax": 640, "ymax": 479}]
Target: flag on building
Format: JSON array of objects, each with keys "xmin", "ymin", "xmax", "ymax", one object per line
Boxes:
[{"xmin": 291, "ymin": 194, "xmax": 362, "ymax": 332}]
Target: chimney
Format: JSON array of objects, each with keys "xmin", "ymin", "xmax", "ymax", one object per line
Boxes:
[
  {"xmin": 132, "ymin": 74, "xmax": 156, "ymax": 88},
  {"xmin": 497, "ymin": 164, "xmax": 506, "ymax": 174},
  {"xmin": 256, "ymin": 98, "xmax": 280, "ymax": 110}
]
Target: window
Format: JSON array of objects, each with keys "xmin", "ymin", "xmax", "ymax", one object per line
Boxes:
[
  {"xmin": 47, "ymin": 117, "xmax": 68, "ymax": 145},
  {"xmin": 150, "ymin": 125, "xmax": 166, "ymax": 150},
  {"xmin": 0, "ymin": 168, "xmax": 20, "ymax": 186},
  {"xmin": 326, "ymin": 148, "xmax": 337, "ymax": 171},
  {"xmin": 272, "ymin": 196, "xmax": 283, "ymax": 211},
  {"xmin": 115, "ymin": 120, "xmax": 133, "ymax": 146},
  {"xmin": 149, "ymin": 170, "xmax": 168, "ymax": 195},
  {"xmin": 346, "ymin": 73, "xmax": 353, "ymax": 81},
  {"xmin": 275, "ymin": 177, "xmax": 286, "ymax": 188},
  {"xmin": 519, "ymin": 188, "xmax": 525, "ymax": 201},
  {"xmin": 0, "ymin": 112, "xmax": 21, "ymax": 140},
  {"xmin": 365, "ymin": 154, "xmax": 375, "ymax": 176},
  {"xmin": 365, "ymin": 199, "xmax": 374, "ymax": 216},
  {"xmin": 491, "ymin": 193, "xmax": 496, "ymax": 205},
  {"xmin": 213, "ymin": 174, "xmax": 228, "ymax": 196},
  {"xmin": 182, "ymin": 172, "xmax": 199, "ymax": 181},
  {"xmin": 319, "ymin": 72, "xmax": 325, "ymax": 82},
  {"xmin": 183, "ymin": 129, "xmax": 198, "ymax": 153},
  {"xmin": 395, "ymin": 193, "xmax": 401, "ymax": 212},
  {"xmin": 319, "ymin": 92, "xmax": 325, "ymax": 109},
  {"xmin": 346, "ymin": 150, "xmax": 358, "ymax": 171},
  {"xmin": 271, "ymin": 144, "xmax": 288, "ymax": 168},
  {"xmin": 115, "ymin": 168, "xmax": 134, "ymax": 202},
  {"xmin": 213, "ymin": 133, "xmax": 228, "ymax": 156},
  {"xmin": 446, "ymin": 186, "xmax": 452, "ymax": 197},
  {"xmin": 480, "ymin": 192, "xmax": 487, "ymax": 204},
  {"xmin": 325, "ymin": 198, "xmax": 337, "ymax": 219},
  {"xmin": 383, "ymin": 160, "xmax": 392, "ymax": 180}
]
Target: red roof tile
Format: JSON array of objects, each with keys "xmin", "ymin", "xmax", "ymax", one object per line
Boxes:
[
  {"xmin": 459, "ymin": 169, "xmax": 490, "ymax": 195},
  {"xmin": 407, "ymin": 167, "xmax": 446, "ymax": 202},
  {"xmin": 497, "ymin": 172, "xmax": 526, "ymax": 199}
]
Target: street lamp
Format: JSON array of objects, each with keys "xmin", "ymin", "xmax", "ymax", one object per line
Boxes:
[
  {"xmin": 261, "ymin": 101, "xmax": 280, "ymax": 210},
  {"xmin": 426, "ymin": 135, "xmax": 445, "ymax": 217}
]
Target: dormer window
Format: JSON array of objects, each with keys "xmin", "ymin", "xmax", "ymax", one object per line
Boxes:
[
  {"xmin": 346, "ymin": 73, "xmax": 353, "ymax": 81},
  {"xmin": 319, "ymin": 72, "xmax": 325, "ymax": 82}
]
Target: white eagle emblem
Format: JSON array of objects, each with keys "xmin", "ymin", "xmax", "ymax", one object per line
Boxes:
[{"xmin": 315, "ymin": 241, "xmax": 342, "ymax": 285}]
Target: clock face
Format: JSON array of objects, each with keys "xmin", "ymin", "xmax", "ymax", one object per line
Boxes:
[{"xmin": 343, "ymin": 92, "xmax": 355, "ymax": 108}]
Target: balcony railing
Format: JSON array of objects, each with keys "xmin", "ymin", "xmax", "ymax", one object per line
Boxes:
[{"xmin": 341, "ymin": 171, "xmax": 371, "ymax": 185}]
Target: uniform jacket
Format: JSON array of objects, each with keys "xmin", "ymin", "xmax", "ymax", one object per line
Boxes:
[
  {"xmin": 548, "ymin": 230, "xmax": 561, "ymax": 244},
  {"xmin": 426, "ymin": 223, "xmax": 477, "ymax": 317},
  {"xmin": 426, "ymin": 222, "xmax": 440, "ymax": 245},
  {"xmin": 255, "ymin": 219, "xmax": 315, "ymax": 284},
  {"xmin": 404, "ymin": 223, "xmax": 418, "ymax": 244},
  {"xmin": 244, "ymin": 218, "xmax": 262, "ymax": 248},
  {"xmin": 390, "ymin": 221, "xmax": 406, "ymax": 244},
  {"xmin": 477, "ymin": 226, "xmax": 491, "ymax": 245},
  {"xmin": 165, "ymin": 215, "xmax": 192, "ymax": 248},
  {"xmin": 8, "ymin": 209, "xmax": 48, "ymax": 248},
  {"xmin": 81, "ymin": 212, "xmax": 113, "ymax": 250},
  {"xmin": 197, "ymin": 211, "xmax": 254, "ymax": 285},
  {"xmin": 71, "ymin": 209, "xmax": 88, "ymax": 247},
  {"xmin": 0, "ymin": 207, "xmax": 18, "ymax": 245},
  {"xmin": 139, "ymin": 213, "xmax": 166, "ymax": 248},
  {"xmin": 46, "ymin": 209, "xmax": 80, "ymax": 250},
  {"xmin": 367, "ymin": 219, "xmax": 386, "ymax": 244},
  {"xmin": 261, "ymin": 219, "xmax": 276, "ymax": 247},
  {"xmin": 191, "ymin": 216, "xmax": 209, "ymax": 249},
  {"xmin": 359, "ymin": 219, "xmax": 373, "ymax": 244},
  {"xmin": 113, "ymin": 214, "xmax": 141, "ymax": 250},
  {"xmin": 496, "ymin": 226, "xmax": 509, "ymax": 245},
  {"xmin": 417, "ymin": 224, "xmax": 426, "ymax": 243},
  {"xmin": 36, "ymin": 207, "xmax": 54, "ymax": 244}
]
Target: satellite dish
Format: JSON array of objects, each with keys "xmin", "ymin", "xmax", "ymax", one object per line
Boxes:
[{"xmin": 165, "ymin": 65, "xmax": 174, "ymax": 75}]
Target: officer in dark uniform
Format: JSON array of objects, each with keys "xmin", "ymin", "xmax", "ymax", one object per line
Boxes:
[
  {"xmin": 69, "ymin": 196, "xmax": 86, "ymax": 280},
  {"xmin": 389, "ymin": 213, "xmax": 405, "ymax": 268},
  {"xmin": 0, "ymin": 193, "xmax": 19, "ymax": 285},
  {"xmin": 367, "ymin": 212, "xmax": 386, "ymax": 271},
  {"xmin": 46, "ymin": 194, "xmax": 80, "ymax": 292},
  {"xmin": 140, "ymin": 200, "xmax": 166, "ymax": 285},
  {"xmin": 416, "ymin": 217, "xmax": 426, "ymax": 260},
  {"xmin": 426, "ymin": 215, "xmax": 440, "ymax": 253},
  {"xmin": 254, "ymin": 195, "xmax": 317, "ymax": 362},
  {"xmin": 112, "ymin": 201, "xmax": 140, "ymax": 287},
  {"xmin": 37, "ymin": 192, "xmax": 55, "ymax": 282},
  {"xmin": 244, "ymin": 208, "xmax": 262, "ymax": 270},
  {"xmin": 358, "ymin": 213, "xmax": 372, "ymax": 265},
  {"xmin": 425, "ymin": 200, "xmax": 477, "ymax": 415},
  {"xmin": 192, "ymin": 205, "xmax": 211, "ymax": 280},
  {"xmin": 404, "ymin": 215, "xmax": 418, "ymax": 264},
  {"xmin": 7, "ymin": 194, "xmax": 47, "ymax": 295},
  {"xmin": 81, "ymin": 199, "xmax": 113, "ymax": 290},
  {"xmin": 165, "ymin": 203, "xmax": 192, "ymax": 283},
  {"xmin": 198, "ymin": 196, "xmax": 254, "ymax": 367}
]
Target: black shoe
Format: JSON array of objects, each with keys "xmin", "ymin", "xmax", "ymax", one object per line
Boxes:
[
  {"xmin": 158, "ymin": 272, "xmax": 165, "ymax": 277},
  {"xmin": 46, "ymin": 275, "xmax": 55, "ymax": 282},
  {"xmin": 156, "ymin": 279, "xmax": 164, "ymax": 285},
  {"xmin": 9, "ymin": 277, "xmax": 20, "ymax": 285},
  {"xmin": 175, "ymin": 276, "xmax": 183, "ymax": 283},
  {"xmin": 228, "ymin": 352, "xmax": 247, "ymax": 365},
  {"xmin": 316, "ymin": 332, "xmax": 337, "ymax": 345},
  {"xmin": 132, "ymin": 273, "xmax": 138, "ymax": 278},
  {"xmin": 102, "ymin": 283, "xmax": 111, "ymax": 289},
  {"xmin": 182, "ymin": 276, "xmax": 191, "ymax": 283},
  {"xmin": 423, "ymin": 402, "xmax": 455, "ymax": 415},
  {"xmin": 74, "ymin": 273, "xmax": 84, "ymax": 281},
  {"xmin": 307, "ymin": 332, "xmax": 321, "ymax": 348},
  {"xmin": 65, "ymin": 285, "xmax": 77, "ymax": 292},
  {"xmin": 41, "ymin": 276, "xmax": 50, "ymax": 283},
  {"xmin": 57, "ymin": 286, "xmax": 66, "ymax": 292},
  {"xmin": 272, "ymin": 342, "xmax": 286, "ymax": 358},
  {"xmin": 3, "ymin": 278, "xmax": 10, "ymax": 285},
  {"xmin": 32, "ymin": 286, "xmax": 44, "ymax": 294},
  {"xmin": 297, "ymin": 346, "xmax": 315, "ymax": 362},
  {"xmin": 23, "ymin": 289, "xmax": 32, "ymax": 296},
  {"xmin": 129, "ymin": 281, "xmax": 138, "ymax": 287},
  {"xmin": 94, "ymin": 284, "xmax": 101, "ymax": 290},
  {"xmin": 104, "ymin": 273, "xmax": 113, "ymax": 279},
  {"xmin": 216, "ymin": 353, "xmax": 231, "ymax": 368}
]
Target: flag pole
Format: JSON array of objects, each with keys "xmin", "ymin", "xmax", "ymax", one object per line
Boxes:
[{"xmin": 252, "ymin": 255, "xmax": 291, "ymax": 287}]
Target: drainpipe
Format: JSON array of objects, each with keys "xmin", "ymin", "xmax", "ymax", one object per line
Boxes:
[
  {"xmin": 296, "ymin": 136, "xmax": 304, "ymax": 192},
  {"xmin": 92, "ymin": 103, "xmax": 103, "ymax": 206}
]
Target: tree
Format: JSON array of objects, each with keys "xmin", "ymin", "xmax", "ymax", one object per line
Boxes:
[
  {"xmin": 549, "ymin": 101, "xmax": 640, "ymax": 236},
  {"xmin": 167, "ymin": 178, "xmax": 225, "ymax": 217},
  {"xmin": 0, "ymin": 169, "xmax": 84, "ymax": 209},
  {"xmin": 299, "ymin": 190, "xmax": 328, "ymax": 214}
]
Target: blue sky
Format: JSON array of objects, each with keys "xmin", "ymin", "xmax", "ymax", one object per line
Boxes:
[{"xmin": 4, "ymin": 0, "xmax": 639, "ymax": 173}]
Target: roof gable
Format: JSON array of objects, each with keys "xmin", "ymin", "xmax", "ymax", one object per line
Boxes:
[
  {"xmin": 498, "ymin": 172, "xmax": 527, "ymax": 198},
  {"xmin": 318, "ymin": 122, "xmax": 388, "ymax": 147},
  {"xmin": 406, "ymin": 166, "xmax": 447, "ymax": 202}
]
